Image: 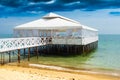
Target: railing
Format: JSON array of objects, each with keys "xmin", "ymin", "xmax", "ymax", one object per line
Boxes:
[
  {"xmin": 52, "ymin": 37, "xmax": 82, "ymax": 45},
  {"xmin": 0, "ymin": 37, "xmax": 47, "ymax": 52},
  {"xmin": 0, "ymin": 36, "xmax": 98, "ymax": 52}
]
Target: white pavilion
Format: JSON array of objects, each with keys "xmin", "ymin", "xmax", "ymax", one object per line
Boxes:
[{"xmin": 14, "ymin": 13, "xmax": 98, "ymax": 54}]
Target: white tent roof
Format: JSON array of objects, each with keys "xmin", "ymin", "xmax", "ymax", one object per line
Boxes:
[
  {"xmin": 43, "ymin": 13, "xmax": 80, "ymax": 24},
  {"xmin": 14, "ymin": 12, "xmax": 98, "ymax": 31}
]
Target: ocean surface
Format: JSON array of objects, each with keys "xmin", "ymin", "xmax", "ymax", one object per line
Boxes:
[
  {"xmin": 85, "ymin": 34, "xmax": 120, "ymax": 70},
  {"xmin": 0, "ymin": 34, "xmax": 120, "ymax": 70},
  {"xmin": 0, "ymin": 34, "xmax": 13, "ymax": 38}
]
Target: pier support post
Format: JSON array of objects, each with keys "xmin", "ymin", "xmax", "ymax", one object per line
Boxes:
[
  {"xmin": 0, "ymin": 53, "xmax": 1, "ymax": 64},
  {"xmin": 18, "ymin": 49, "xmax": 20, "ymax": 63},
  {"xmin": 9, "ymin": 51, "xmax": 11, "ymax": 63},
  {"xmin": 28, "ymin": 48, "xmax": 30, "ymax": 61},
  {"xmin": 57, "ymin": 45, "xmax": 60, "ymax": 54},
  {"xmin": 67, "ymin": 46, "xmax": 69, "ymax": 54},
  {"xmin": 36, "ymin": 47, "xmax": 39, "ymax": 59},
  {"xmin": 1, "ymin": 53, "xmax": 3, "ymax": 65},
  {"xmin": 0, "ymin": 53, "xmax": 4, "ymax": 65},
  {"xmin": 82, "ymin": 45, "xmax": 85, "ymax": 54},
  {"xmin": 12, "ymin": 51, "xmax": 14, "ymax": 57},
  {"xmin": 3, "ymin": 53, "xmax": 5, "ymax": 64},
  {"xmin": 75, "ymin": 46, "xmax": 77, "ymax": 54},
  {"xmin": 24, "ymin": 49, "xmax": 26, "ymax": 59},
  {"xmin": 47, "ymin": 45, "xmax": 48, "ymax": 54}
]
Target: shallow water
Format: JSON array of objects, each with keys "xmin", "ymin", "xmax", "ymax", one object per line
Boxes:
[{"xmin": 85, "ymin": 35, "xmax": 120, "ymax": 70}]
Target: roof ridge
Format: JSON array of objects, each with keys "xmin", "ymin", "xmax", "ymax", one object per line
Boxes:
[{"xmin": 43, "ymin": 12, "xmax": 80, "ymax": 24}]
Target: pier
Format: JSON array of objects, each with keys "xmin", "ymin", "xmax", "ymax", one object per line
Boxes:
[
  {"xmin": 0, "ymin": 13, "xmax": 98, "ymax": 64},
  {"xmin": 0, "ymin": 37, "xmax": 47, "ymax": 64}
]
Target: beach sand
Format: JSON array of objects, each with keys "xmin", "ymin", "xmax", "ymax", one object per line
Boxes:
[{"xmin": 0, "ymin": 65, "xmax": 119, "ymax": 80}]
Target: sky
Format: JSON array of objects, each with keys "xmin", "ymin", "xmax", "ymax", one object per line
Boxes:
[{"xmin": 0, "ymin": 0, "xmax": 120, "ymax": 34}]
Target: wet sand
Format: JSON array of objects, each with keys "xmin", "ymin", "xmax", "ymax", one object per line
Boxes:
[{"xmin": 0, "ymin": 65, "xmax": 119, "ymax": 80}]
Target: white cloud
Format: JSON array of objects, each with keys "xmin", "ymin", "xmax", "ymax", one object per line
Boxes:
[
  {"xmin": 28, "ymin": 2, "xmax": 36, "ymax": 5},
  {"xmin": 65, "ymin": 1, "xmax": 81, "ymax": 6},
  {"xmin": 45, "ymin": 0, "xmax": 56, "ymax": 4}
]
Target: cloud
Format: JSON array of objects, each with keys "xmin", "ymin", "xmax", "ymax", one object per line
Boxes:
[{"xmin": 1, "ymin": 0, "xmax": 120, "ymax": 17}]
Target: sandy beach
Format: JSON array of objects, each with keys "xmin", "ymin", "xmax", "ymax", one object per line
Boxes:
[{"xmin": 0, "ymin": 64, "xmax": 119, "ymax": 80}]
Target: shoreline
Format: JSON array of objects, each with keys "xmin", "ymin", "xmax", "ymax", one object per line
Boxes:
[
  {"xmin": 7, "ymin": 61, "xmax": 120, "ymax": 77},
  {"xmin": 0, "ymin": 64, "xmax": 119, "ymax": 80},
  {"xmin": 29, "ymin": 64, "xmax": 120, "ymax": 77}
]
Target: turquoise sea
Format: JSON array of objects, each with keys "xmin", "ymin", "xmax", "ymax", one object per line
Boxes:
[
  {"xmin": 0, "ymin": 34, "xmax": 13, "ymax": 38},
  {"xmin": 85, "ymin": 34, "xmax": 120, "ymax": 70},
  {"xmin": 0, "ymin": 34, "xmax": 120, "ymax": 71}
]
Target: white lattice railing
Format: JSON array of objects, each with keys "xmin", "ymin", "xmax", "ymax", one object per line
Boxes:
[{"xmin": 0, "ymin": 37, "xmax": 47, "ymax": 52}]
